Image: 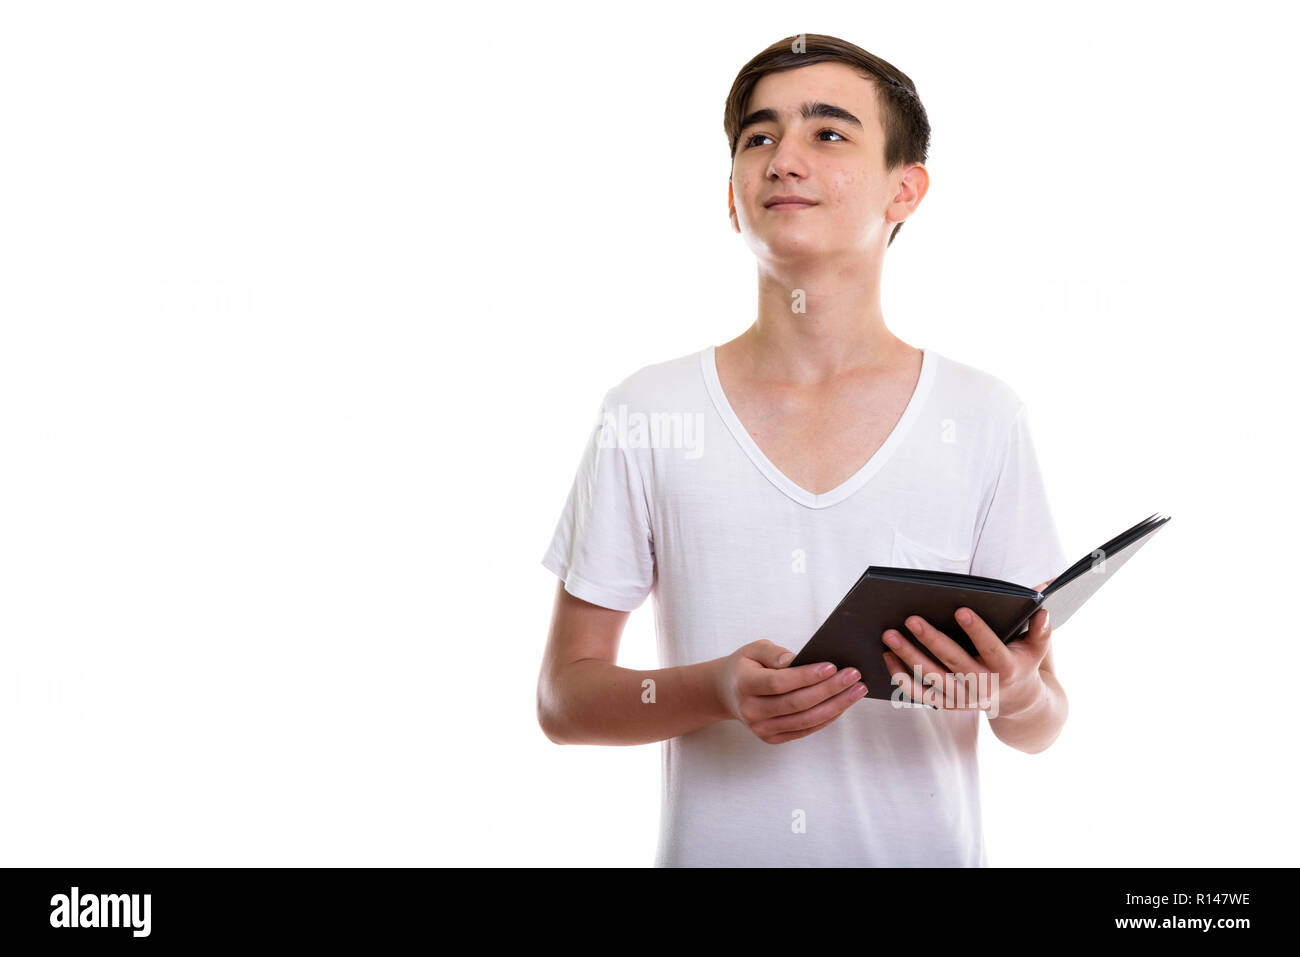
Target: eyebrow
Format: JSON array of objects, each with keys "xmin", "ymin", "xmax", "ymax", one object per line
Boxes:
[{"xmin": 737, "ymin": 101, "xmax": 865, "ymax": 137}]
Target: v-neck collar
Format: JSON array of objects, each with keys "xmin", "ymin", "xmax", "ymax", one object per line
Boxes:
[{"xmin": 700, "ymin": 344, "xmax": 937, "ymax": 510}]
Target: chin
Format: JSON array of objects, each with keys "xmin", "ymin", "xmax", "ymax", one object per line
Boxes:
[{"xmin": 753, "ymin": 235, "xmax": 825, "ymax": 260}]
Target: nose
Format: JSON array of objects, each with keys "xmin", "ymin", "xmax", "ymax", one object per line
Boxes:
[{"xmin": 766, "ymin": 139, "xmax": 810, "ymax": 181}]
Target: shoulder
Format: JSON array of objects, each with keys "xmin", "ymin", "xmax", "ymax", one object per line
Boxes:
[
  {"xmin": 599, "ymin": 347, "xmax": 708, "ymax": 411},
  {"xmin": 927, "ymin": 349, "xmax": 1027, "ymax": 426}
]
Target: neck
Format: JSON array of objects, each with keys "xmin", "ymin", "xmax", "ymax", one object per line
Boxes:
[{"xmin": 728, "ymin": 262, "xmax": 911, "ymax": 386}]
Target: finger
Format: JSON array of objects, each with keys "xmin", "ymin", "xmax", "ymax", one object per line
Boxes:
[
  {"xmin": 882, "ymin": 649, "xmax": 940, "ymax": 709},
  {"xmin": 756, "ymin": 667, "xmax": 865, "ymax": 720},
  {"xmin": 1020, "ymin": 608, "xmax": 1052, "ymax": 658},
  {"xmin": 746, "ymin": 639, "xmax": 796, "ymax": 669},
  {"xmin": 764, "ymin": 709, "xmax": 846, "ymax": 744},
  {"xmin": 900, "ymin": 614, "xmax": 982, "ymax": 674},
  {"xmin": 751, "ymin": 660, "xmax": 841, "ymax": 696},
  {"xmin": 751, "ymin": 680, "xmax": 868, "ymax": 738},
  {"xmin": 756, "ymin": 680, "xmax": 867, "ymax": 738},
  {"xmin": 951, "ymin": 606, "xmax": 1011, "ymax": 671},
  {"xmin": 884, "ymin": 649, "xmax": 978, "ymax": 710},
  {"xmin": 881, "ymin": 626, "xmax": 948, "ymax": 679}
]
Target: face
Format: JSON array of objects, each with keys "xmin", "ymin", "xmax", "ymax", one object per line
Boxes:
[{"xmin": 728, "ymin": 61, "xmax": 926, "ymax": 264}]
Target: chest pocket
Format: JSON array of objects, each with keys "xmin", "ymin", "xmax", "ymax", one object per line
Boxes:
[{"xmin": 889, "ymin": 528, "xmax": 971, "ymax": 574}]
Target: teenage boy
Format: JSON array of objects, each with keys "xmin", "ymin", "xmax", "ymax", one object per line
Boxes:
[{"xmin": 538, "ymin": 35, "xmax": 1067, "ymax": 867}]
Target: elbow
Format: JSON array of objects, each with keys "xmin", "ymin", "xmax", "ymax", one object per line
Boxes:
[
  {"xmin": 537, "ymin": 704, "xmax": 567, "ymax": 745},
  {"xmin": 536, "ymin": 676, "xmax": 571, "ymax": 745}
]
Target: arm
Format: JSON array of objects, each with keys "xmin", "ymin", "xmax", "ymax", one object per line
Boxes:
[
  {"xmin": 536, "ymin": 580, "xmax": 730, "ymax": 746},
  {"xmin": 537, "ymin": 579, "xmax": 869, "ymax": 746}
]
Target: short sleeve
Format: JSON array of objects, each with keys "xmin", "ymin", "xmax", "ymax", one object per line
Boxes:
[
  {"xmin": 540, "ymin": 391, "xmax": 656, "ymax": 612},
  {"xmin": 969, "ymin": 403, "xmax": 1069, "ymax": 590}
]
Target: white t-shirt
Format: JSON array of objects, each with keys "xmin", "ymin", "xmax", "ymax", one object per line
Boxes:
[{"xmin": 541, "ymin": 344, "xmax": 1068, "ymax": 866}]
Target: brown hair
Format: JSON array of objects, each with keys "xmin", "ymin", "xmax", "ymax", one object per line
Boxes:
[{"xmin": 723, "ymin": 34, "xmax": 931, "ymax": 246}]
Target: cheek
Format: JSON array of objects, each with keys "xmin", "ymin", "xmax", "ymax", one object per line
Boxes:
[
  {"xmin": 826, "ymin": 169, "xmax": 884, "ymax": 221},
  {"xmin": 733, "ymin": 174, "xmax": 761, "ymax": 220},
  {"xmin": 827, "ymin": 167, "xmax": 867, "ymax": 205}
]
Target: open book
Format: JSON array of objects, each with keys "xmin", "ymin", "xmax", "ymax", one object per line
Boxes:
[{"xmin": 788, "ymin": 513, "xmax": 1171, "ymax": 704}]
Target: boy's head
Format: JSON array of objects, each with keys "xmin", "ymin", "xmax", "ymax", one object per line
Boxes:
[{"xmin": 723, "ymin": 35, "xmax": 931, "ymax": 255}]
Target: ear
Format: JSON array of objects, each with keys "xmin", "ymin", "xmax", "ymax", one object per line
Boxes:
[
  {"xmin": 727, "ymin": 180, "xmax": 740, "ymax": 233},
  {"xmin": 886, "ymin": 163, "xmax": 930, "ymax": 226}
]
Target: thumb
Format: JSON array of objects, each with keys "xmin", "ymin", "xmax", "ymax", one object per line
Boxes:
[
  {"xmin": 1023, "ymin": 608, "xmax": 1052, "ymax": 655},
  {"xmin": 749, "ymin": 640, "xmax": 796, "ymax": 669}
]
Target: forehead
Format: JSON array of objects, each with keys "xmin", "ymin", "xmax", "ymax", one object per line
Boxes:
[{"xmin": 747, "ymin": 61, "xmax": 881, "ymax": 127}]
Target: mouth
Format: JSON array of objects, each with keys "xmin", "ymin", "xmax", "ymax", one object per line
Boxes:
[{"xmin": 764, "ymin": 197, "xmax": 819, "ymax": 211}]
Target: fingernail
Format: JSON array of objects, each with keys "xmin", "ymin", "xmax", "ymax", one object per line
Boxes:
[
  {"xmin": 777, "ymin": 652, "xmax": 794, "ymax": 666},
  {"xmin": 850, "ymin": 683, "xmax": 867, "ymax": 699},
  {"xmin": 819, "ymin": 663, "xmax": 835, "ymax": 676}
]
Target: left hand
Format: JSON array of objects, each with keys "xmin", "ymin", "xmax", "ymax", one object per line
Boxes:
[{"xmin": 881, "ymin": 579, "xmax": 1053, "ymax": 717}]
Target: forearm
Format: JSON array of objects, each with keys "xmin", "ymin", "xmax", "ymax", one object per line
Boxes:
[
  {"xmin": 538, "ymin": 657, "xmax": 731, "ymax": 746},
  {"xmin": 987, "ymin": 671, "xmax": 1068, "ymax": 753}
]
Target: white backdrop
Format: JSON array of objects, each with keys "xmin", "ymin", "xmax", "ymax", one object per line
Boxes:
[{"xmin": 2, "ymin": 1, "xmax": 1296, "ymax": 867}]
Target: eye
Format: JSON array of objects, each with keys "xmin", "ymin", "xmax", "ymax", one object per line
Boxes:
[{"xmin": 743, "ymin": 129, "xmax": 846, "ymax": 148}]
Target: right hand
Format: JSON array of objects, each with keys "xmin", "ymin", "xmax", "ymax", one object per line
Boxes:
[{"xmin": 714, "ymin": 639, "xmax": 867, "ymax": 744}]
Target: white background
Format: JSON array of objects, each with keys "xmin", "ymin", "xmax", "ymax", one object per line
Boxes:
[{"xmin": 1, "ymin": 1, "xmax": 1296, "ymax": 867}]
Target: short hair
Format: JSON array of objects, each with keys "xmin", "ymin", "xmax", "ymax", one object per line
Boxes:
[{"xmin": 723, "ymin": 34, "xmax": 931, "ymax": 247}]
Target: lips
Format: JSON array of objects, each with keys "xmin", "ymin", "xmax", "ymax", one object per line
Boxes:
[{"xmin": 764, "ymin": 195, "xmax": 817, "ymax": 208}]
